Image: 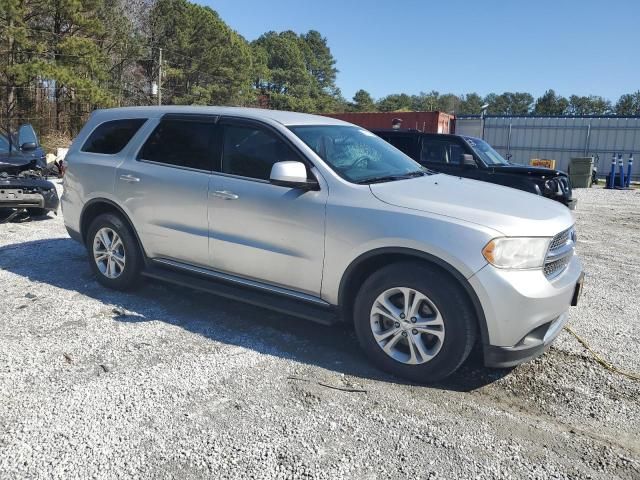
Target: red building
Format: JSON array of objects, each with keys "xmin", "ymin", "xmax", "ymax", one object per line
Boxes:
[{"xmin": 325, "ymin": 111, "xmax": 455, "ymax": 134}]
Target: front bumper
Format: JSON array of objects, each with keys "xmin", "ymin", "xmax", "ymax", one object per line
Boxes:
[
  {"xmin": 0, "ymin": 184, "xmax": 59, "ymax": 211},
  {"xmin": 469, "ymin": 255, "xmax": 583, "ymax": 367},
  {"xmin": 484, "ymin": 311, "xmax": 569, "ymax": 367},
  {"xmin": 565, "ymin": 197, "xmax": 578, "ymax": 210}
]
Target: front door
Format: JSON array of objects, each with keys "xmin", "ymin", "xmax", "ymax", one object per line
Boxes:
[{"xmin": 208, "ymin": 119, "xmax": 327, "ymax": 296}]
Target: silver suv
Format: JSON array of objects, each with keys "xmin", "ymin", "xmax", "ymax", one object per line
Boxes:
[{"xmin": 62, "ymin": 107, "xmax": 584, "ymax": 382}]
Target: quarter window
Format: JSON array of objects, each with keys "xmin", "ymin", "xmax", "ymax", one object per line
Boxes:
[
  {"xmin": 222, "ymin": 124, "xmax": 301, "ymax": 180},
  {"xmin": 138, "ymin": 119, "xmax": 216, "ymax": 170},
  {"xmin": 82, "ymin": 119, "xmax": 146, "ymax": 154}
]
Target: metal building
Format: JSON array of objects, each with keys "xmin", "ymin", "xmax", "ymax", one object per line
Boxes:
[{"xmin": 455, "ymin": 116, "xmax": 640, "ymax": 180}]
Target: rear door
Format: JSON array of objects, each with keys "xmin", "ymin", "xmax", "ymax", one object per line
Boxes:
[
  {"xmin": 207, "ymin": 118, "xmax": 327, "ymax": 296},
  {"xmin": 116, "ymin": 114, "xmax": 217, "ymax": 267}
]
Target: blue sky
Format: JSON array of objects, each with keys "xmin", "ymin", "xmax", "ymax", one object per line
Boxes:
[{"xmin": 206, "ymin": 0, "xmax": 640, "ymax": 102}]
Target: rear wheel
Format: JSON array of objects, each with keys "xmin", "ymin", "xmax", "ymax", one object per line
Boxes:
[
  {"xmin": 86, "ymin": 213, "xmax": 142, "ymax": 290},
  {"xmin": 353, "ymin": 262, "xmax": 476, "ymax": 383}
]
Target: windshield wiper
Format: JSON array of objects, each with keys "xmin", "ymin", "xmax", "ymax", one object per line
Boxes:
[{"xmin": 357, "ymin": 170, "xmax": 426, "ymax": 185}]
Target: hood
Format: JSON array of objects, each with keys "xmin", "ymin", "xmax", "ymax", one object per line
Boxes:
[
  {"xmin": 369, "ymin": 174, "xmax": 574, "ymax": 237},
  {"xmin": 0, "ymin": 153, "xmax": 40, "ymax": 175},
  {"xmin": 489, "ymin": 164, "xmax": 567, "ymax": 179}
]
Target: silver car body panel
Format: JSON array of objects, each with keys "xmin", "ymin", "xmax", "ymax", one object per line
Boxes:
[
  {"xmin": 208, "ymin": 170, "xmax": 328, "ymax": 296},
  {"xmin": 62, "ymin": 106, "xmax": 583, "ymax": 353},
  {"xmin": 369, "ymin": 173, "xmax": 574, "ymax": 238}
]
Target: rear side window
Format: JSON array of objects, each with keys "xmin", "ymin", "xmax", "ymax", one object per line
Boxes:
[
  {"xmin": 81, "ymin": 119, "xmax": 146, "ymax": 154},
  {"xmin": 138, "ymin": 118, "xmax": 216, "ymax": 171},
  {"xmin": 386, "ymin": 136, "xmax": 415, "ymax": 157}
]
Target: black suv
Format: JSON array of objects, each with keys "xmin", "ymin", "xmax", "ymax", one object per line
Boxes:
[{"xmin": 373, "ymin": 130, "xmax": 576, "ymax": 209}]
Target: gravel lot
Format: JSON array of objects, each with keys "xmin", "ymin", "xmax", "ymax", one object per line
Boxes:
[{"xmin": 1, "ymin": 183, "xmax": 639, "ymax": 479}]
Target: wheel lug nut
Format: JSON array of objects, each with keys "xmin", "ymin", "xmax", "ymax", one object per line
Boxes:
[
  {"xmin": 412, "ymin": 329, "xmax": 418, "ymax": 335},
  {"xmin": 394, "ymin": 322, "xmax": 400, "ymax": 328},
  {"xmin": 401, "ymin": 331, "xmax": 407, "ymax": 337},
  {"xmin": 411, "ymin": 317, "xmax": 417, "ymax": 323},
  {"xmin": 399, "ymin": 313, "xmax": 406, "ymax": 319}
]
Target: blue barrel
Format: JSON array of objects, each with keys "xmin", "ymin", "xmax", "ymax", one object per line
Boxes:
[
  {"xmin": 618, "ymin": 154, "xmax": 625, "ymax": 189},
  {"xmin": 607, "ymin": 153, "xmax": 617, "ymax": 188}
]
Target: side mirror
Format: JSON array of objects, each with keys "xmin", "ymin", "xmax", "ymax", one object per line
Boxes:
[
  {"xmin": 21, "ymin": 142, "xmax": 37, "ymax": 151},
  {"xmin": 462, "ymin": 154, "xmax": 477, "ymax": 168},
  {"xmin": 270, "ymin": 161, "xmax": 319, "ymax": 190}
]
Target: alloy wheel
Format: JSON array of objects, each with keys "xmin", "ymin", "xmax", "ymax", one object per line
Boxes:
[
  {"xmin": 370, "ymin": 287, "xmax": 445, "ymax": 365},
  {"xmin": 93, "ymin": 227, "xmax": 126, "ymax": 279}
]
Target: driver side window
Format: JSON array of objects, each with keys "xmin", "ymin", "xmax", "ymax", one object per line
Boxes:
[
  {"xmin": 421, "ymin": 140, "xmax": 450, "ymax": 164},
  {"xmin": 221, "ymin": 124, "xmax": 301, "ymax": 180}
]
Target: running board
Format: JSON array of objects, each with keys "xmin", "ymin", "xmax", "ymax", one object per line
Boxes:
[{"xmin": 142, "ymin": 265, "xmax": 339, "ymax": 326}]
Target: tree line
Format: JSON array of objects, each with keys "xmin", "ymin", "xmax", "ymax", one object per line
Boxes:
[
  {"xmin": 0, "ymin": 0, "xmax": 341, "ymax": 135},
  {"xmin": 350, "ymin": 89, "xmax": 640, "ymax": 116},
  {"xmin": 2, "ymin": 0, "xmax": 639, "ymax": 138}
]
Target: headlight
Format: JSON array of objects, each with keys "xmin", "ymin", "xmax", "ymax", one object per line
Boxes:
[{"xmin": 482, "ymin": 237, "xmax": 551, "ymax": 269}]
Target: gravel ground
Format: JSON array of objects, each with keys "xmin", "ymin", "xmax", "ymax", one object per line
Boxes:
[{"xmin": 0, "ymin": 182, "xmax": 638, "ymax": 479}]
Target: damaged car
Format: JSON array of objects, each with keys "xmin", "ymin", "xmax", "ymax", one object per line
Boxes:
[{"xmin": 0, "ymin": 124, "xmax": 59, "ymax": 218}]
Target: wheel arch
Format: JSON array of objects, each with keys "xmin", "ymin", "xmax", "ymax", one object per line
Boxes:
[
  {"xmin": 80, "ymin": 199, "xmax": 146, "ymax": 257},
  {"xmin": 338, "ymin": 247, "xmax": 489, "ymax": 346}
]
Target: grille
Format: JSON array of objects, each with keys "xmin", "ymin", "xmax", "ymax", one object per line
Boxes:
[
  {"xmin": 544, "ymin": 227, "xmax": 575, "ymax": 279},
  {"xmin": 549, "ymin": 228, "xmax": 571, "ymax": 251},
  {"xmin": 544, "ymin": 256, "xmax": 571, "ymax": 277}
]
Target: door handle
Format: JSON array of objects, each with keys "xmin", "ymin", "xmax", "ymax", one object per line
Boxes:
[
  {"xmin": 119, "ymin": 174, "xmax": 140, "ymax": 183},
  {"xmin": 210, "ymin": 190, "xmax": 239, "ymax": 200}
]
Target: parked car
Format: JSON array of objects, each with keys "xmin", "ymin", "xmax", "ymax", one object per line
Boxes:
[
  {"xmin": 62, "ymin": 107, "xmax": 583, "ymax": 382},
  {"xmin": 0, "ymin": 124, "xmax": 59, "ymax": 217},
  {"xmin": 373, "ymin": 129, "xmax": 577, "ymax": 209}
]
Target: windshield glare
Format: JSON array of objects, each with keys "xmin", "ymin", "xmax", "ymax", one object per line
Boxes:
[
  {"xmin": 462, "ymin": 136, "xmax": 509, "ymax": 165},
  {"xmin": 290, "ymin": 125, "xmax": 425, "ymax": 183}
]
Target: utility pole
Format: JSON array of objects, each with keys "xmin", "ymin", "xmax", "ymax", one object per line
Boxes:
[{"xmin": 158, "ymin": 48, "xmax": 162, "ymax": 106}]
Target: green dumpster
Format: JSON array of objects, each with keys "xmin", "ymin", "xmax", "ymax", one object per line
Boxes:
[{"xmin": 569, "ymin": 157, "xmax": 594, "ymax": 188}]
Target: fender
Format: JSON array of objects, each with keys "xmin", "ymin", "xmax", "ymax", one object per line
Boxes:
[
  {"xmin": 338, "ymin": 247, "xmax": 490, "ymax": 346},
  {"xmin": 80, "ymin": 198, "xmax": 149, "ymax": 259}
]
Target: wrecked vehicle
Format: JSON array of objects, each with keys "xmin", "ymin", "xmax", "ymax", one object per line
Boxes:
[{"xmin": 0, "ymin": 124, "xmax": 59, "ymax": 218}]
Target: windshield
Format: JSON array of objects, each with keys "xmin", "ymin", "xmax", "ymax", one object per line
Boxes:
[
  {"xmin": 289, "ymin": 125, "xmax": 427, "ymax": 184},
  {"xmin": 0, "ymin": 134, "xmax": 9, "ymax": 153},
  {"xmin": 462, "ymin": 136, "xmax": 509, "ymax": 165}
]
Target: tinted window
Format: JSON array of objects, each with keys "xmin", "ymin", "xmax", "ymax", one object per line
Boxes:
[
  {"xmin": 82, "ymin": 119, "xmax": 146, "ymax": 154},
  {"xmin": 421, "ymin": 140, "xmax": 449, "ymax": 164},
  {"xmin": 0, "ymin": 133, "xmax": 9, "ymax": 152},
  {"xmin": 139, "ymin": 119, "xmax": 215, "ymax": 170},
  {"xmin": 386, "ymin": 136, "xmax": 415, "ymax": 156},
  {"xmin": 222, "ymin": 125, "xmax": 300, "ymax": 180},
  {"xmin": 449, "ymin": 144, "xmax": 465, "ymax": 164}
]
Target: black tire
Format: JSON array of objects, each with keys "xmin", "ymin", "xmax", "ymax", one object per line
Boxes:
[
  {"xmin": 86, "ymin": 213, "xmax": 142, "ymax": 291},
  {"xmin": 353, "ymin": 261, "xmax": 477, "ymax": 383},
  {"xmin": 27, "ymin": 208, "xmax": 49, "ymax": 217}
]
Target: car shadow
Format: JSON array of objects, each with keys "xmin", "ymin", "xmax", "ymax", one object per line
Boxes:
[
  {"xmin": 0, "ymin": 209, "xmax": 57, "ymax": 223},
  {"xmin": 0, "ymin": 237, "xmax": 512, "ymax": 392}
]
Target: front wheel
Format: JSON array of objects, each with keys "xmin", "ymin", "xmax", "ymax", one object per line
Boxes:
[
  {"xmin": 353, "ymin": 262, "xmax": 477, "ymax": 383},
  {"xmin": 86, "ymin": 213, "xmax": 142, "ymax": 290}
]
